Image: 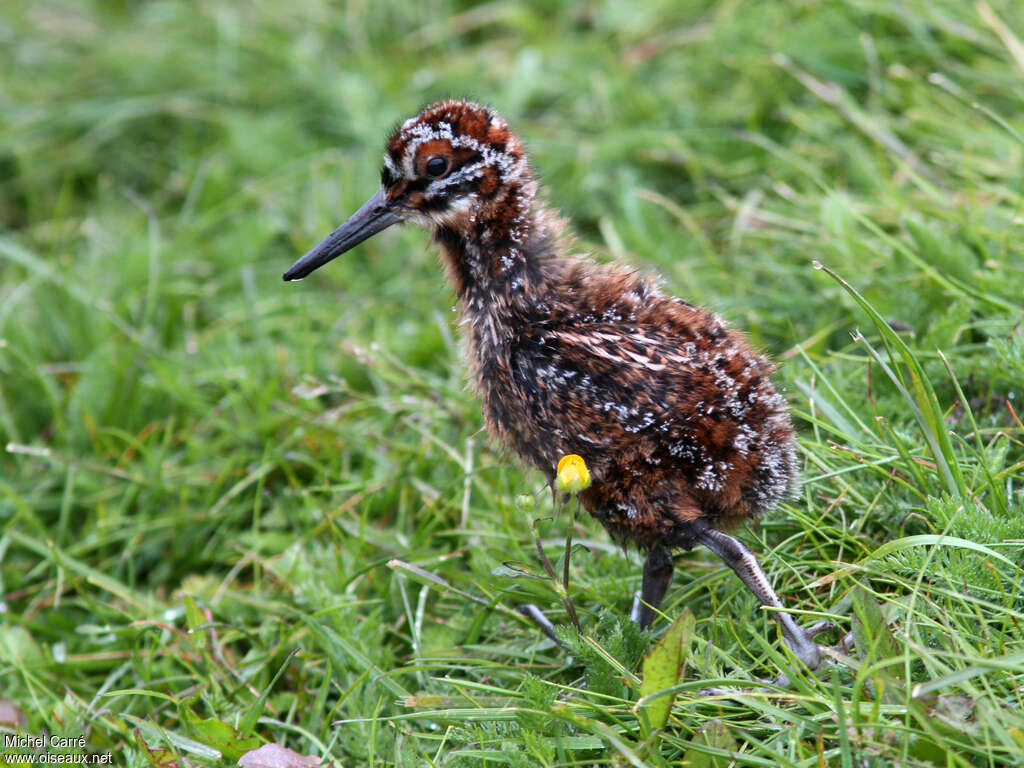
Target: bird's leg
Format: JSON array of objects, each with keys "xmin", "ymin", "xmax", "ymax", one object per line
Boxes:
[
  {"xmin": 630, "ymin": 544, "xmax": 675, "ymax": 629},
  {"xmin": 696, "ymin": 528, "xmax": 821, "ymax": 672}
]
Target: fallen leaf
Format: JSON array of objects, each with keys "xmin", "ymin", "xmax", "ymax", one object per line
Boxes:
[
  {"xmin": 0, "ymin": 700, "xmax": 27, "ymax": 726},
  {"xmin": 237, "ymin": 744, "xmax": 321, "ymax": 768}
]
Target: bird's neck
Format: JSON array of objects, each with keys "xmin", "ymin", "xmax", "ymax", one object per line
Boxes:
[
  {"xmin": 435, "ymin": 205, "xmax": 563, "ymax": 405},
  {"xmin": 433, "ymin": 199, "xmax": 557, "ymax": 319}
]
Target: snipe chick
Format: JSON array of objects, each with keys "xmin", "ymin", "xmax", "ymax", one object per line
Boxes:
[{"xmin": 284, "ymin": 100, "xmax": 824, "ymax": 674}]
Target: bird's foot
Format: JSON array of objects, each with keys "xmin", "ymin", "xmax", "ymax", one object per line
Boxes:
[
  {"xmin": 770, "ymin": 620, "xmax": 853, "ymax": 687},
  {"xmin": 701, "ymin": 627, "xmax": 853, "ymax": 696}
]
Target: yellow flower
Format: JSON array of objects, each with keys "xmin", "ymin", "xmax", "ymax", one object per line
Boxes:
[{"xmin": 555, "ymin": 454, "xmax": 591, "ymax": 494}]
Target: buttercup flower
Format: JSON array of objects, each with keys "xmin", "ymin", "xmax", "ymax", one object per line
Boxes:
[{"xmin": 555, "ymin": 454, "xmax": 591, "ymax": 494}]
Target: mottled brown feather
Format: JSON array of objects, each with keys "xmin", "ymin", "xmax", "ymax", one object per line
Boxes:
[{"xmin": 382, "ymin": 100, "xmax": 799, "ymax": 552}]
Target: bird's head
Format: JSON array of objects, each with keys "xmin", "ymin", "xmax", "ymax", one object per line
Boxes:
[{"xmin": 284, "ymin": 100, "xmax": 535, "ymax": 281}]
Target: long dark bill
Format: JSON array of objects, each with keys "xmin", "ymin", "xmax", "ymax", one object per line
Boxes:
[{"xmin": 283, "ymin": 187, "xmax": 401, "ymax": 281}]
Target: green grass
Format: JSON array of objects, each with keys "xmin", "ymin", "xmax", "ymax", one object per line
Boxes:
[{"xmin": 3, "ymin": 0, "xmax": 1024, "ymax": 765}]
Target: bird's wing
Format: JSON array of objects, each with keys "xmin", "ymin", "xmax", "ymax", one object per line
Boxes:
[
  {"xmin": 507, "ymin": 315, "xmax": 795, "ymax": 526},
  {"xmin": 510, "ymin": 322, "xmax": 720, "ymax": 444}
]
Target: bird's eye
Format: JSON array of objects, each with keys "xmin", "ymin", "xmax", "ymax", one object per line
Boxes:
[{"xmin": 425, "ymin": 156, "xmax": 449, "ymax": 178}]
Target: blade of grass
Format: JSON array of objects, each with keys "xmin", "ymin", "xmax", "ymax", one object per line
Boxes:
[{"xmin": 815, "ymin": 262, "xmax": 967, "ymax": 498}]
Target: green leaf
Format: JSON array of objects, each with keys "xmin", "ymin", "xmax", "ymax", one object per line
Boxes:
[
  {"xmin": 240, "ymin": 648, "xmax": 300, "ymax": 734},
  {"xmin": 681, "ymin": 719, "xmax": 738, "ymax": 768},
  {"xmin": 637, "ymin": 609, "xmax": 694, "ymax": 730},
  {"xmin": 183, "ymin": 595, "xmax": 211, "ymax": 645},
  {"xmin": 182, "ymin": 711, "xmax": 261, "ymax": 762},
  {"xmin": 850, "ymin": 586, "xmax": 899, "ymax": 664},
  {"xmin": 850, "ymin": 586, "xmax": 902, "ymax": 705},
  {"xmin": 124, "ymin": 714, "xmax": 223, "ymax": 761}
]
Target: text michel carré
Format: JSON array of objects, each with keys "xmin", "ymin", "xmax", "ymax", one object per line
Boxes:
[{"xmin": 5, "ymin": 734, "xmax": 87, "ymax": 749}]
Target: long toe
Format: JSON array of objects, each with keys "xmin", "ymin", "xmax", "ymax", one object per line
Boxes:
[{"xmin": 794, "ymin": 633, "xmax": 822, "ymax": 670}]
